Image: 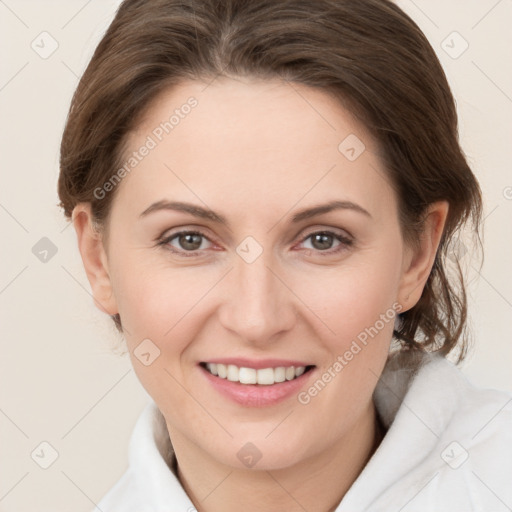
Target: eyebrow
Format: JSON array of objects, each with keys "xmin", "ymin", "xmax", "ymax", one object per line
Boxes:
[{"xmin": 139, "ymin": 199, "xmax": 372, "ymax": 225}]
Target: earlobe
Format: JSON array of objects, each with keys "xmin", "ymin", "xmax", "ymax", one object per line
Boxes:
[
  {"xmin": 72, "ymin": 203, "xmax": 118, "ymax": 316},
  {"xmin": 397, "ymin": 201, "xmax": 449, "ymax": 313}
]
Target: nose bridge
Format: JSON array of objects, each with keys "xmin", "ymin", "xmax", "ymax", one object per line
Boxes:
[{"xmin": 218, "ymin": 244, "xmax": 296, "ymax": 342}]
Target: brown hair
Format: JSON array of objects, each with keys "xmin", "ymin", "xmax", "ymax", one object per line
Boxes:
[{"xmin": 58, "ymin": 0, "xmax": 483, "ymax": 363}]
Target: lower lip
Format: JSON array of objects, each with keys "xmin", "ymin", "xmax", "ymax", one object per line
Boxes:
[{"xmin": 199, "ymin": 365, "xmax": 315, "ymax": 407}]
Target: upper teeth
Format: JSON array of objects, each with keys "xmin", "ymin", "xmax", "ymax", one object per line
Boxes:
[{"xmin": 205, "ymin": 363, "xmax": 306, "ymax": 385}]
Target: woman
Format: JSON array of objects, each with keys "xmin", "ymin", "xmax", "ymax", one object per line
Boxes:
[{"xmin": 58, "ymin": 0, "xmax": 512, "ymax": 510}]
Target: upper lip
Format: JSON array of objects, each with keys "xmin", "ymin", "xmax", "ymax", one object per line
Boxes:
[{"xmin": 201, "ymin": 358, "xmax": 314, "ymax": 369}]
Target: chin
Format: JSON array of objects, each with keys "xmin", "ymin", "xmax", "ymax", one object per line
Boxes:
[{"xmin": 206, "ymin": 435, "xmax": 310, "ymax": 472}]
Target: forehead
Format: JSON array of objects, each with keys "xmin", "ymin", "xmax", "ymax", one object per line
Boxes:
[
  {"xmin": 113, "ymin": 77, "xmax": 395, "ymax": 223},
  {"xmin": 135, "ymin": 77, "xmax": 377, "ymax": 157}
]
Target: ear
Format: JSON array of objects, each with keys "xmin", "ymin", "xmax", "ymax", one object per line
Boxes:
[
  {"xmin": 397, "ymin": 201, "xmax": 449, "ymax": 313},
  {"xmin": 71, "ymin": 203, "xmax": 118, "ymax": 316}
]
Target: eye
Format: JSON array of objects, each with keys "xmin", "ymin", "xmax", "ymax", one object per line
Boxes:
[
  {"xmin": 158, "ymin": 230, "xmax": 213, "ymax": 257},
  {"xmin": 297, "ymin": 230, "xmax": 353, "ymax": 256},
  {"xmin": 157, "ymin": 228, "xmax": 354, "ymax": 258}
]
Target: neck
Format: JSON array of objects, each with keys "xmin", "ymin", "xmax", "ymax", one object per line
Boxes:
[{"xmin": 168, "ymin": 401, "xmax": 384, "ymax": 512}]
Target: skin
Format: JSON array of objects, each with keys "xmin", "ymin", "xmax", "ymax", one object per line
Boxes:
[{"xmin": 72, "ymin": 77, "xmax": 448, "ymax": 512}]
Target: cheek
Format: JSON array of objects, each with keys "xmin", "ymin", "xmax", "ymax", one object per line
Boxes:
[
  {"xmin": 113, "ymin": 264, "xmax": 211, "ymax": 397},
  {"xmin": 297, "ymin": 253, "xmax": 402, "ymax": 345},
  {"xmin": 112, "ymin": 256, "xmax": 214, "ymax": 345},
  {"xmin": 294, "ymin": 256, "xmax": 401, "ymax": 421}
]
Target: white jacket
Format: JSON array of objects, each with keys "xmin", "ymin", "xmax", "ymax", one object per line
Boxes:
[{"xmin": 94, "ymin": 353, "xmax": 512, "ymax": 511}]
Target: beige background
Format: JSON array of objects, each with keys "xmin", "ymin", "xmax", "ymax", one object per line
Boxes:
[{"xmin": 1, "ymin": 1, "xmax": 511, "ymax": 510}]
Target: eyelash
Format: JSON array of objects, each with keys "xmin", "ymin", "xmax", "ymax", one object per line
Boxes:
[{"xmin": 156, "ymin": 229, "xmax": 354, "ymax": 258}]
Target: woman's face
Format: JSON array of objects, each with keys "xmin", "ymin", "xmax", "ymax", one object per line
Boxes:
[{"xmin": 88, "ymin": 77, "xmax": 427, "ymax": 470}]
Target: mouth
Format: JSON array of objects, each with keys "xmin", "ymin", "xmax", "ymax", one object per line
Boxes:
[{"xmin": 199, "ymin": 362, "xmax": 316, "ymax": 385}]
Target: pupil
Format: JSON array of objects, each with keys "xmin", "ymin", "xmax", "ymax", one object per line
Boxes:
[
  {"xmin": 181, "ymin": 233, "xmax": 201, "ymax": 250},
  {"xmin": 313, "ymin": 233, "xmax": 332, "ymax": 250}
]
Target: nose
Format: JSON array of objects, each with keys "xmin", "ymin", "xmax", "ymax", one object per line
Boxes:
[{"xmin": 217, "ymin": 249, "xmax": 297, "ymax": 346}]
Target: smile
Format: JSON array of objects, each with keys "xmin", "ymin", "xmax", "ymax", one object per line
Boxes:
[{"xmin": 200, "ymin": 362, "xmax": 315, "ymax": 385}]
